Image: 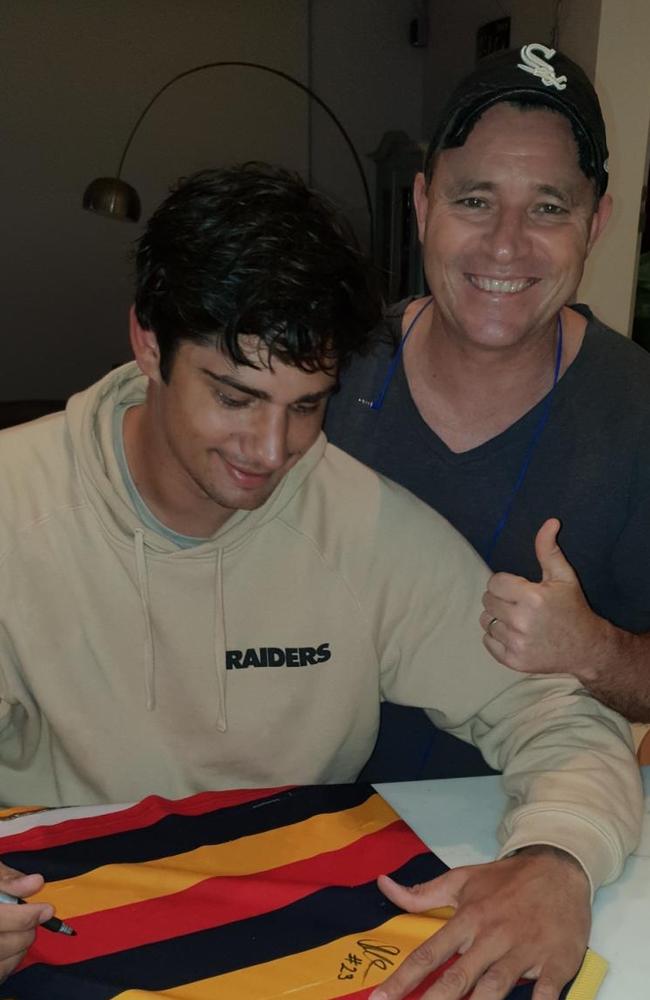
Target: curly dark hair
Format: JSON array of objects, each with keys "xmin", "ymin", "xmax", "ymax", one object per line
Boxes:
[{"xmin": 134, "ymin": 163, "xmax": 382, "ymax": 380}]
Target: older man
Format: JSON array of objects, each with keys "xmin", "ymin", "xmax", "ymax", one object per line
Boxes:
[{"xmin": 327, "ymin": 45, "xmax": 650, "ymax": 793}]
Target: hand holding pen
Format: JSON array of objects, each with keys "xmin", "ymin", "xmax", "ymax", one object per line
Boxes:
[
  {"xmin": 0, "ymin": 862, "xmax": 74, "ymax": 986},
  {"xmin": 0, "ymin": 891, "xmax": 74, "ymax": 935}
]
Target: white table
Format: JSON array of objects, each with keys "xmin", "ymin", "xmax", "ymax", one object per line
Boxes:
[
  {"xmin": 2, "ymin": 772, "xmax": 647, "ymax": 998},
  {"xmin": 378, "ymin": 767, "xmax": 650, "ymax": 1000}
]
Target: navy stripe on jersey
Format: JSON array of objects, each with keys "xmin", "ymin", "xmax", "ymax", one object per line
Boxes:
[{"xmin": 2, "ymin": 784, "xmax": 374, "ymax": 882}]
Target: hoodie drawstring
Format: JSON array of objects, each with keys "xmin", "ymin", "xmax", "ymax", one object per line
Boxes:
[
  {"xmin": 133, "ymin": 529, "xmax": 228, "ymax": 729},
  {"xmin": 214, "ymin": 547, "xmax": 228, "ymax": 732},
  {"xmin": 134, "ymin": 529, "xmax": 156, "ymax": 711}
]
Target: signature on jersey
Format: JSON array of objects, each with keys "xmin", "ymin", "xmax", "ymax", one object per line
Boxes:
[{"xmin": 337, "ymin": 939, "xmax": 402, "ymax": 983}]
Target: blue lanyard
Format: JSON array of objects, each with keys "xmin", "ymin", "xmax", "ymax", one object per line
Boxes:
[
  {"xmin": 357, "ymin": 297, "xmax": 434, "ymax": 410},
  {"xmin": 359, "ymin": 301, "xmax": 563, "ymax": 564}
]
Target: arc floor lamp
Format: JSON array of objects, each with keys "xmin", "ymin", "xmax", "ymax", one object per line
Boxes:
[{"xmin": 82, "ymin": 60, "xmax": 373, "ymax": 246}]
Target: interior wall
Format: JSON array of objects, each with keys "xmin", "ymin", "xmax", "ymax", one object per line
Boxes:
[
  {"xmin": 2, "ymin": 0, "xmax": 424, "ymax": 400},
  {"xmin": 310, "ymin": 0, "xmax": 425, "ymax": 248},
  {"xmin": 422, "ymin": 0, "xmax": 559, "ymax": 138},
  {"xmin": 554, "ymin": 0, "xmax": 602, "ymax": 80},
  {"xmin": 574, "ymin": 0, "xmax": 650, "ymax": 335},
  {"xmin": 2, "ymin": 0, "xmax": 307, "ymax": 399}
]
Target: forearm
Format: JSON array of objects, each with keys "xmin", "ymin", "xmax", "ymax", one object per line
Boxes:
[
  {"xmin": 575, "ymin": 620, "xmax": 650, "ymax": 723},
  {"xmin": 463, "ymin": 673, "xmax": 643, "ymax": 891}
]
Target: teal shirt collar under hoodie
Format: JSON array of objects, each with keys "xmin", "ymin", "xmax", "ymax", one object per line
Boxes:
[{"xmin": 64, "ymin": 362, "xmax": 328, "ymax": 731}]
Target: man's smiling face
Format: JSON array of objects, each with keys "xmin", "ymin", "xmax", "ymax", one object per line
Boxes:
[
  {"xmin": 414, "ymin": 102, "xmax": 610, "ymax": 351},
  {"xmin": 140, "ymin": 334, "xmax": 337, "ymax": 527}
]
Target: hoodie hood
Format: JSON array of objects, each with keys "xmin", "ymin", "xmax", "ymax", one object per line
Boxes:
[
  {"xmin": 64, "ymin": 362, "xmax": 327, "ymax": 728},
  {"xmin": 66, "ymin": 362, "xmax": 327, "ymax": 554}
]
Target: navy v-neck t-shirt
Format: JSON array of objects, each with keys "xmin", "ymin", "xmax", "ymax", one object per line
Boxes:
[{"xmin": 326, "ymin": 302, "xmax": 650, "ymax": 779}]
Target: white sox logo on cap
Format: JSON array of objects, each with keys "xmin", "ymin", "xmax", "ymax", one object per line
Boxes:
[{"xmin": 517, "ymin": 43, "xmax": 568, "ymax": 91}]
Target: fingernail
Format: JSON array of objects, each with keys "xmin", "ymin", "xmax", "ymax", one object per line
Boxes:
[{"xmin": 369, "ymin": 992, "xmax": 387, "ymax": 1000}]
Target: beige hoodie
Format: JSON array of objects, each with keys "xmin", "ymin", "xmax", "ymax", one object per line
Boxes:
[{"xmin": 0, "ymin": 364, "xmax": 642, "ymax": 891}]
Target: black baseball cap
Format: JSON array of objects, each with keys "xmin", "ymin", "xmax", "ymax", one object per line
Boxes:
[{"xmin": 423, "ymin": 42, "xmax": 609, "ymax": 195}]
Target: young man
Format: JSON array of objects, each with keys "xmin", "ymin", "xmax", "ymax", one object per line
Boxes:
[
  {"xmin": 0, "ymin": 164, "xmax": 641, "ymax": 997},
  {"xmin": 327, "ymin": 43, "xmax": 650, "ymax": 786}
]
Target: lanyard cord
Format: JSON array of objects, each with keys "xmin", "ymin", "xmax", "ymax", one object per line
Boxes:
[
  {"xmin": 357, "ymin": 297, "xmax": 434, "ymax": 410},
  {"xmin": 483, "ymin": 313, "xmax": 563, "ymax": 564}
]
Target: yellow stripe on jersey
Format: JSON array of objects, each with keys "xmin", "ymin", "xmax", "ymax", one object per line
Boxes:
[
  {"xmin": 566, "ymin": 949, "xmax": 608, "ymax": 1000},
  {"xmin": 29, "ymin": 793, "xmax": 399, "ymax": 918},
  {"xmin": 112, "ymin": 912, "xmax": 447, "ymax": 1000}
]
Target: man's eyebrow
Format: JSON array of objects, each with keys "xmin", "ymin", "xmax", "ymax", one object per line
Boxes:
[
  {"xmin": 536, "ymin": 183, "xmax": 571, "ymax": 204},
  {"xmin": 447, "ymin": 179, "xmax": 497, "ymax": 197},
  {"xmin": 446, "ymin": 180, "xmax": 575, "ymax": 204},
  {"xmin": 297, "ymin": 387, "xmax": 337, "ymax": 403},
  {"xmin": 203, "ymin": 371, "xmax": 270, "ymax": 400},
  {"xmin": 201, "ymin": 370, "xmax": 335, "ymax": 404}
]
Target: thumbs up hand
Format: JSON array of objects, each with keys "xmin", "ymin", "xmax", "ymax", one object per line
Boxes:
[
  {"xmin": 480, "ymin": 518, "xmax": 606, "ymax": 679},
  {"xmin": 534, "ymin": 517, "xmax": 579, "ymax": 584}
]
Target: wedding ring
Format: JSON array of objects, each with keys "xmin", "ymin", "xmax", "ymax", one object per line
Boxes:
[{"xmin": 487, "ymin": 616, "xmax": 499, "ymax": 637}]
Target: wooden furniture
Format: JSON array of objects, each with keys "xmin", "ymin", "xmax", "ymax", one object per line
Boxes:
[{"xmin": 370, "ymin": 130, "xmax": 426, "ymax": 300}]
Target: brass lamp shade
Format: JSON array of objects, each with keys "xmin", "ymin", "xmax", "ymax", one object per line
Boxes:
[{"xmin": 82, "ymin": 177, "xmax": 141, "ymax": 222}]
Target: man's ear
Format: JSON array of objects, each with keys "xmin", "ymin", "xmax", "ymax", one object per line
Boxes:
[
  {"xmin": 413, "ymin": 172, "xmax": 429, "ymax": 244},
  {"xmin": 586, "ymin": 193, "xmax": 613, "ymax": 256},
  {"xmin": 129, "ymin": 307, "xmax": 162, "ymax": 382}
]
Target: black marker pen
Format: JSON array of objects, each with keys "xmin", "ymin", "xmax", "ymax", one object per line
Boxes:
[{"xmin": 0, "ymin": 891, "xmax": 76, "ymax": 936}]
